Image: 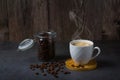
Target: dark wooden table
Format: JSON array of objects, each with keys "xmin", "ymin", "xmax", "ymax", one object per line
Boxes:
[{"xmin": 0, "ymin": 41, "xmax": 120, "ymax": 80}]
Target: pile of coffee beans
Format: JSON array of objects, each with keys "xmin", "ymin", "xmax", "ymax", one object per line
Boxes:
[
  {"xmin": 29, "ymin": 61, "xmax": 71, "ymax": 78},
  {"xmin": 37, "ymin": 32, "xmax": 55, "ymax": 61}
]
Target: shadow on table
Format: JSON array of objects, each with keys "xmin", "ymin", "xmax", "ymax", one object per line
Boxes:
[
  {"xmin": 54, "ymin": 55, "xmax": 70, "ymax": 61},
  {"xmin": 97, "ymin": 59, "xmax": 117, "ymax": 69},
  {"xmin": 27, "ymin": 55, "xmax": 71, "ymax": 63}
]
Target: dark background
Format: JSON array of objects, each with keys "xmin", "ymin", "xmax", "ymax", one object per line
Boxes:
[{"xmin": 0, "ymin": 0, "xmax": 120, "ymax": 42}]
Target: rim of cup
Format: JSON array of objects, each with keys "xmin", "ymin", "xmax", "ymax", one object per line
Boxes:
[{"xmin": 70, "ymin": 39, "xmax": 93, "ymax": 47}]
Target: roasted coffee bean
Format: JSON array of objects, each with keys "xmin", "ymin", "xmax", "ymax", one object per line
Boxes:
[
  {"xmin": 30, "ymin": 64, "xmax": 34, "ymax": 67},
  {"xmin": 80, "ymin": 65, "xmax": 84, "ymax": 68},
  {"xmin": 30, "ymin": 60, "xmax": 71, "ymax": 78},
  {"xmin": 51, "ymin": 71, "xmax": 55, "ymax": 74},
  {"xmin": 54, "ymin": 75, "xmax": 58, "ymax": 78},
  {"xmin": 72, "ymin": 64, "xmax": 75, "ymax": 67},
  {"xmin": 56, "ymin": 68, "xmax": 60, "ymax": 72},
  {"xmin": 61, "ymin": 67, "xmax": 64, "ymax": 69},
  {"xmin": 42, "ymin": 73, "xmax": 47, "ymax": 76},
  {"xmin": 50, "ymin": 67, "xmax": 54, "ymax": 71},
  {"xmin": 35, "ymin": 72, "xmax": 39, "ymax": 75},
  {"xmin": 64, "ymin": 71, "xmax": 71, "ymax": 74},
  {"xmin": 41, "ymin": 69, "xmax": 44, "ymax": 73},
  {"xmin": 30, "ymin": 66, "xmax": 33, "ymax": 69}
]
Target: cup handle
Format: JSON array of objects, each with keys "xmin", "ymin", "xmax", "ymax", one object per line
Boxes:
[{"xmin": 91, "ymin": 47, "xmax": 101, "ymax": 60}]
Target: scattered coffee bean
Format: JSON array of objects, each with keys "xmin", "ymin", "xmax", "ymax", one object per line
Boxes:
[
  {"xmin": 72, "ymin": 64, "xmax": 75, "ymax": 67},
  {"xmin": 61, "ymin": 67, "xmax": 64, "ymax": 69},
  {"xmin": 64, "ymin": 71, "xmax": 71, "ymax": 74},
  {"xmin": 29, "ymin": 61, "xmax": 71, "ymax": 78},
  {"xmin": 54, "ymin": 75, "xmax": 58, "ymax": 78},
  {"xmin": 42, "ymin": 73, "xmax": 47, "ymax": 76},
  {"xmin": 35, "ymin": 72, "xmax": 39, "ymax": 75},
  {"xmin": 61, "ymin": 70, "xmax": 64, "ymax": 72}
]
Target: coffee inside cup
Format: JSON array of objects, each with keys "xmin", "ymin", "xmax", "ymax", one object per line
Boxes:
[{"xmin": 72, "ymin": 42, "xmax": 91, "ymax": 46}]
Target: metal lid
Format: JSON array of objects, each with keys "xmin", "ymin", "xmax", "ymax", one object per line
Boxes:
[
  {"xmin": 34, "ymin": 31, "xmax": 56, "ymax": 39},
  {"xmin": 18, "ymin": 39, "xmax": 34, "ymax": 51}
]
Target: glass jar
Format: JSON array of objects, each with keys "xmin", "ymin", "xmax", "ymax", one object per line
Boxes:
[
  {"xmin": 34, "ymin": 32, "xmax": 56, "ymax": 61},
  {"xmin": 18, "ymin": 31, "xmax": 56, "ymax": 61}
]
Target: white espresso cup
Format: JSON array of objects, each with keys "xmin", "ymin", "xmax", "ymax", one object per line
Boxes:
[{"xmin": 69, "ymin": 39, "xmax": 101, "ymax": 65}]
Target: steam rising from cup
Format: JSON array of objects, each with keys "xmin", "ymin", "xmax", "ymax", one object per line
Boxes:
[{"xmin": 69, "ymin": 3, "xmax": 93, "ymax": 40}]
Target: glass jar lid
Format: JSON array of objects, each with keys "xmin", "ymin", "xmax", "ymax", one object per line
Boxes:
[
  {"xmin": 34, "ymin": 31, "xmax": 56, "ymax": 39},
  {"xmin": 18, "ymin": 31, "xmax": 56, "ymax": 51},
  {"xmin": 18, "ymin": 39, "xmax": 34, "ymax": 51}
]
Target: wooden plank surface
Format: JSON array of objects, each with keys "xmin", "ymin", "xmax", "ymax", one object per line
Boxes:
[
  {"xmin": 0, "ymin": 0, "xmax": 8, "ymax": 41},
  {"xmin": 84, "ymin": 0, "xmax": 103, "ymax": 40},
  {"xmin": 49, "ymin": 0, "xmax": 103, "ymax": 41},
  {"xmin": 7, "ymin": 0, "xmax": 34, "ymax": 42},
  {"xmin": 7, "ymin": 0, "xmax": 49, "ymax": 42},
  {"xmin": 0, "ymin": 0, "xmax": 120, "ymax": 42},
  {"xmin": 32, "ymin": 0, "xmax": 48, "ymax": 33},
  {"xmin": 49, "ymin": 0, "xmax": 76, "ymax": 42},
  {"xmin": 102, "ymin": 0, "xmax": 120, "ymax": 40}
]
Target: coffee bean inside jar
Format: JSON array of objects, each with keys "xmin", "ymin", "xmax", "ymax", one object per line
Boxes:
[{"xmin": 36, "ymin": 32, "xmax": 56, "ymax": 61}]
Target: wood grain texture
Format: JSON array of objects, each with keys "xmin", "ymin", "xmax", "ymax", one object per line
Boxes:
[
  {"xmin": 49, "ymin": 0, "xmax": 76, "ymax": 42},
  {"xmin": 0, "ymin": 0, "xmax": 8, "ymax": 41},
  {"xmin": 7, "ymin": 0, "xmax": 49, "ymax": 42},
  {"xmin": 102, "ymin": 0, "xmax": 120, "ymax": 40},
  {"xmin": 32, "ymin": 0, "xmax": 48, "ymax": 33},
  {"xmin": 7, "ymin": 0, "xmax": 34, "ymax": 42},
  {"xmin": 0, "ymin": 0, "xmax": 120, "ymax": 42},
  {"xmin": 49, "ymin": 0, "xmax": 103, "ymax": 41},
  {"xmin": 85, "ymin": 0, "xmax": 103, "ymax": 40}
]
